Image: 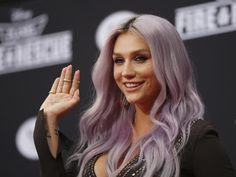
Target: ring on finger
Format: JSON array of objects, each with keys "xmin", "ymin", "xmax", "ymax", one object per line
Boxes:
[{"xmin": 63, "ymin": 78, "xmax": 72, "ymax": 83}]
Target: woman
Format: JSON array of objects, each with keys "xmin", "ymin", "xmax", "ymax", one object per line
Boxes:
[{"xmin": 34, "ymin": 14, "xmax": 236, "ymax": 177}]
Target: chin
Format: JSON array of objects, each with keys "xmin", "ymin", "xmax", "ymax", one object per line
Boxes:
[
  {"xmin": 127, "ymin": 100, "xmax": 136, "ymax": 104},
  {"xmin": 125, "ymin": 97, "xmax": 135, "ymax": 103},
  {"xmin": 126, "ymin": 97, "xmax": 141, "ymax": 104}
]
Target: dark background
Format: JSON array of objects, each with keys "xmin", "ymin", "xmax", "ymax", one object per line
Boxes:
[{"xmin": 0, "ymin": 0, "xmax": 235, "ymax": 176}]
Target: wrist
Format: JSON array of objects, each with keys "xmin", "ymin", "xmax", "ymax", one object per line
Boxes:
[{"xmin": 43, "ymin": 110, "xmax": 59, "ymax": 128}]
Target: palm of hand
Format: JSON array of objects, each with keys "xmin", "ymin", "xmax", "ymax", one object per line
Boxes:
[
  {"xmin": 41, "ymin": 93, "xmax": 78, "ymax": 117},
  {"xmin": 40, "ymin": 65, "xmax": 80, "ymax": 120}
]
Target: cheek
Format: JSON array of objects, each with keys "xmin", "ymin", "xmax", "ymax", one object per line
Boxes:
[
  {"xmin": 113, "ymin": 67, "xmax": 121, "ymax": 87},
  {"xmin": 151, "ymin": 77, "xmax": 161, "ymax": 96},
  {"xmin": 147, "ymin": 72, "xmax": 161, "ymax": 91},
  {"xmin": 113, "ymin": 66, "xmax": 121, "ymax": 80},
  {"xmin": 113, "ymin": 71, "xmax": 118, "ymax": 82}
]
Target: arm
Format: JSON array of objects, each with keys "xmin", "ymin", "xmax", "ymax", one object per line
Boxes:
[
  {"xmin": 39, "ymin": 65, "xmax": 80, "ymax": 158},
  {"xmin": 34, "ymin": 65, "xmax": 80, "ymax": 177},
  {"xmin": 34, "ymin": 109, "xmax": 73, "ymax": 177}
]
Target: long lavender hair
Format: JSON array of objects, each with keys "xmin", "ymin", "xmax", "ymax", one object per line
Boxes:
[{"xmin": 68, "ymin": 14, "xmax": 204, "ymax": 177}]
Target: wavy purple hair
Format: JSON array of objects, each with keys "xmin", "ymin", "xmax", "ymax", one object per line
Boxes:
[{"xmin": 68, "ymin": 14, "xmax": 204, "ymax": 177}]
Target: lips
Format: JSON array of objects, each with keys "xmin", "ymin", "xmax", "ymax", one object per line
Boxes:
[{"xmin": 123, "ymin": 81, "xmax": 144, "ymax": 90}]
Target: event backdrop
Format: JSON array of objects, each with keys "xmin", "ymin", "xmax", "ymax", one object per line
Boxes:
[{"xmin": 0, "ymin": 0, "xmax": 235, "ymax": 176}]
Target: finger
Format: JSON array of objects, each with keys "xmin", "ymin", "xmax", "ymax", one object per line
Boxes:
[
  {"xmin": 49, "ymin": 78, "xmax": 60, "ymax": 94},
  {"xmin": 67, "ymin": 89, "xmax": 80, "ymax": 108},
  {"xmin": 56, "ymin": 67, "xmax": 67, "ymax": 93},
  {"xmin": 62, "ymin": 65, "xmax": 73, "ymax": 93},
  {"xmin": 69, "ymin": 69, "xmax": 80, "ymax": 96},
  {"xmin": 72, "ymin": 89, "xmax": 80, "ymax": 103}
]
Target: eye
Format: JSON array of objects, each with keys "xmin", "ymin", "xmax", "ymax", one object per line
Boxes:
[
  {"xmin": 134, "ymin": 55, "xmax": 148, "ymax": 62},
  {"xmin": 113, "ymin": 57, "xmax": 124, "ymax": 64}
]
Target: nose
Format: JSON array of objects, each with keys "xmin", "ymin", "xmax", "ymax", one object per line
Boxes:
[{"xmin": 121, "ymin": 62, "xmax": 135, "ymax": 78}]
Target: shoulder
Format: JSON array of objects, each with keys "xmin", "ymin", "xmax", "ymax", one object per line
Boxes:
[
  {"xmin": 181, "ymin": 119, "xmax": 219, "ymax": 158},
  {"xmin": 180, "ymin": 119, "xmax": 218, "ymax": 169},
  {"xmin": 188, "ymin": 119, "xmax": 218, "ymax": 148},
  {"xmin": 181, "ymin": 120, "xmax": 236, "ymax": 177},
  {"xmin": 177, "ymin": 119, "xmax": 218, "ymax": 153}
]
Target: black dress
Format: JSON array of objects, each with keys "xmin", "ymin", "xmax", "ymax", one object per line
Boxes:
[{"xmin": 33, "ymin": 110, "xmax": 236, "ymax": 177}]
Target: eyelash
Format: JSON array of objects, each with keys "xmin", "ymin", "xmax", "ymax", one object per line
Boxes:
[
  {"xmin": 134, "ymin": 55, "xmax": 148, "ymax": 62},
  {"xmin": 113, "ymin": 58, "xmax": 124, "ymax": 64},
  {"xmin": 113, "ymin": 55, "xmax": 148, "ymax": 64}
]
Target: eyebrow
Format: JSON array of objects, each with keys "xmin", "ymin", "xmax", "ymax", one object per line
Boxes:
[{"xmin": 112, "ymin": 49, "xmax": 150, "ymax": 56}]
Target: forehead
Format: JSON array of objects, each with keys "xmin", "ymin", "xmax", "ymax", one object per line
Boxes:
[{"xmin": 113, "ymin": 31, "xmax": 150, "ymax": 54}]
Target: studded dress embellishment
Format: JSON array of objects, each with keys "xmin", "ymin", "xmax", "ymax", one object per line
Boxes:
[{"xmin": 82, "ymin": 119, "xmax": 201, "ymax": 177}]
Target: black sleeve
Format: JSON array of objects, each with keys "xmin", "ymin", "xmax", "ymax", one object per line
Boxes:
[
  {"xmin": 33, "ymin": 109, "xmax": 76, "ymax": 177},
  {"xmin": 192, "ymin": 127, "xmax": 236, "ymax": 177}
]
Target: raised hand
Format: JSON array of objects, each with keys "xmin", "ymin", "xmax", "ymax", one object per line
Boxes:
[{"xmin": 40, "ymin": 65, "xmax": 80, "ymax": 125}]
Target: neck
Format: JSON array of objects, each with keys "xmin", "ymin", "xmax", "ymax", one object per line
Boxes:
[{"xmin": 132, "ymin": 104, "xmax": 155, "ymax": 143}]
